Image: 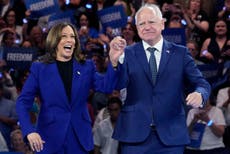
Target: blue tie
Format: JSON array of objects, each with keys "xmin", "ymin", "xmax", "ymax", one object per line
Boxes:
[{"xmin": 147, "ymin": 47, "xmax": 157, "ymax": 85}]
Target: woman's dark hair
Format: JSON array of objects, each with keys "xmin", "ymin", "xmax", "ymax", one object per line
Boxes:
[
  {"xmin": 39, "ymin": 22, "xmax": 85, "ymax": 64},
  {"xmin": 3, "ymin": 8, "xmax": 16, "ymax": 25}
]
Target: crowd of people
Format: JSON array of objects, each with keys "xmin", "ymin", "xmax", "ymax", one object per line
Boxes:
[{"xmin": 0, "ymin": 0, "xmax": 230, "ymax": 154}]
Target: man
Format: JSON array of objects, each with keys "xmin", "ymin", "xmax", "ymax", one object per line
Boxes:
[
  {"xmin": 93, "ymin": 96, "xmax": 122, "ymax": 154},
  {"xmin": 109, "ymin": 4, "xmax": 211, "ymax": 154}
]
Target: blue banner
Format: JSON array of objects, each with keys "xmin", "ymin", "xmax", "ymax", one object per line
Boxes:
[
  {"xmin": 189, "ymin": 122, "xmax": 206, "ymax": 148},
  {"xmin": 25, "ymin": 0, "xmax": 60, "ymax": 18},
  {"xmin": 162, "ymin": 28, "xmax": 186, "ymax": 45},
  {"xmin": 3, "ymin": 47, "xmax": 38, "ymax": 70},
  {"xmin": 97, "ymin": 5, "xmax": 127, "ymax": 31},
  {"xmin": 48, "ymin": 10, "xmax": 75, "ymax": 29}
]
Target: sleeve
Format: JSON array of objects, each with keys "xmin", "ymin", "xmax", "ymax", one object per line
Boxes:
[
  {"xmin": 93, "ymin": 124, "xmax": 103, "ymax": 147},
  {"xmin": 187, "ymin": 109, "xmax": 195, "ymax": 126},
  {"xmin": 0, "ymin": 132, "xmax": 8, "ymax": 151},
  {"xmin": 183, "ymin": 47, "xmax": 211, "ymax": 105},
  {"xmin": 16, "ymin": 62, "xmax": 40, "ymax": 137},
  {"xmin": 212, "ymin": 107, "xmax": 226, "ymax": 126}
]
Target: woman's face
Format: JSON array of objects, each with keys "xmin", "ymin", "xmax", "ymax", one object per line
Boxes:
[
  {"xmin": 11, "ymin": 133, "xmax": 25, "ymax": 151},
  {"xmin": 4, "ymin": 32, "xmax": 16, "ymax": 46},
  {"xmin": 122, "ymin": 23, "xmax": 135, "ymax": 40},
  {"xmin": 56, "ymin": 25, "xmax": 76, "ymax": 61},
  {"xmin": 6, "ymin": 10, "xmax": 16, "ymax": 25},
  {"xmin": 214, "ymin": 20, "xmax": 227, "ymax": 36},
  {"xmin": 189, "ymin": 0, "xmax": 201, "ymax": 11},
  {"xmin": 79, "ymin": 14, "xmax": 89, "ymax": 27}
]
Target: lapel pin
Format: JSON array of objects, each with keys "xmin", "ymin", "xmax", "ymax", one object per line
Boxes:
[
  {"xmin": 77, "ymin": 71, "xmax": 81, "ymax": 75},
  {"xmin": 166, "ymin": 50, "xmax": 170, "ymax": 53}
]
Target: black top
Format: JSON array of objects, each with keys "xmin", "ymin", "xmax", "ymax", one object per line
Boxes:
[{"xmin": 56, "ymin": 59, "xmax": 73, "ymax": 102}]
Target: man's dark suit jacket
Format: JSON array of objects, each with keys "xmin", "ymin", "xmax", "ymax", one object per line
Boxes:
[{"xmin": 113, "ymin": 40, "xmax": 211, "ymax": 146}]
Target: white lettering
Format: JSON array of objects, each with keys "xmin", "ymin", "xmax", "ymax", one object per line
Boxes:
[
  {"xmin": 7, "ymin": 53, "xmax": 33, "ymax": 61},
  {"xmin": 100, "ymin": 12, "xmax": 121, "ymax": 23},
  {"xmin": 30, "ymin": 0, "xmax": 54, "ymax": 11}
]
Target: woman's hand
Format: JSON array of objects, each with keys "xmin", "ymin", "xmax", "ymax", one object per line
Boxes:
[{"xmin": 27, "ymin": 132, "xmax": 45, "ymax": 152}]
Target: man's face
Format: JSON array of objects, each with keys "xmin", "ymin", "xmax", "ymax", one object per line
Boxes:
[
  {"xmin": 108, "ymin": 103, "xmax": 121, "ymax": 122},
  {"xmin": 136, "ymin": 8, "xmax": 164, "ymax": 46}
]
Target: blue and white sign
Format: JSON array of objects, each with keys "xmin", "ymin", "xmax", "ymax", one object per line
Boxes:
[
  {"xmin": 97, "ymin": 5, "xmax": 127, "ymax": 31},
  {"xmin": 3, "ymin": 47, "xmax": 38, "ymax": 70},
  {"xmin": 48, "ymin": 10, "xmax": 75, "ymax": 28},
  {"xmin": 25, "ymin": 0, "xmax": 60, "ymax": 18}
]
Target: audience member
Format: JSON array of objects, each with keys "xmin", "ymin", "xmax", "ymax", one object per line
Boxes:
[
  {"xmin": 200, "ymin": 19, "xmax": 230, "ymax": 63},
  {"xmin": 182, "ymin": 0, "xmax": 210, "ymax": 49},
  {"xmin": 121, "ymin": 22, "xmax": 140, "ymax": 45},
  {"xmin": 0, "ymin": 82, "xmax": 18, "ymax": 149},
  {"xmin": 3, "ymin": 8, "xmax": 23, "ymax": 45},
  {"xmin": 186, "ymin": 39, "xmax": 204, "ymax": 65},
  {"xmin": 26, "ymin": 25, "xmax": 46, "ymax": 56},
  {"xmin": 1, "ymin": 31, "xmax": 18, "ymax": 47},
  {"xmin": 10, "ymin": 129, "xmax": 33, "ymax": 154},
  {"xmin": 93, "ymin": 96, "xmax": 122, "ymax": 154},
  {"xmin": 217, "ymin": 0, "xmax": 230, "ymax": 30},
  {"xmin": 0, "ymin": 131, "xmax": 8, "ymax": 152},
  {"xmin": 185, "ymin": 94, "xmax": 228, "ymax": 154},
  {"xmin": 217, "ymin": 87, "xmax": 230, "ymax": 147},
  {"xmin": 76, "ymin": 12, "xmax": 100, "ymax": 52}
]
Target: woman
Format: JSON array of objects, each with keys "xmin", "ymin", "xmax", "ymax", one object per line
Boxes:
[
  {"xmin": 200, "ymin": 19, "xmax": 230, "ymax": 63},
  {"xmin": 3, "ymin": 8, "xmax": 23, "ymax": 45},
  {"xmin": 16, "ymin": 22, "xmax": 117, "ymax": 154},
  {"xmin": 182, "ymin": 0, "xmax": 209, "ymax": 49},
  {"xmin": 185, "ymin": 94, "xmax": 229, "ymax": 154},
  {"xmin": 121, "ymin": 22, "xmax": 140, "ymax": 46},
  {"xmin": 76, "ymin": 12, "xmax": 99, "ymax": 52}
]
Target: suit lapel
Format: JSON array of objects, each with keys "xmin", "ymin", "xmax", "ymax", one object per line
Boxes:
[
  {"xmin": 157, "ymin": 40, "xmax": 173, "ymax": 79},
  {"xmin": 49, "ymin": 63, "xmax": 71, "ymax": 109},
  {"xmin": 135, "ymin": 43, "xmax": 153, "ymax": 83},
  {"xmin": 71, "ymin": 59, "xmax": 81, "ymax": 106}
]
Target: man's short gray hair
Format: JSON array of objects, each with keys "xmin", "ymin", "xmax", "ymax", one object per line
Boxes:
[{"xmin": 135, "ymin": 4, "xmax": 163, "ymax": 25}]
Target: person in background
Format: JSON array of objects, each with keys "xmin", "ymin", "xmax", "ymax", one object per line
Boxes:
[
  {"xmin": 185, "ymin": 94, "xmax": 229, "ymax": 154},
  {"xmin": 200, "ymin": 19, "xmax": 230, "ymax": 64},
  {"xmin": 121, "ymin": 22, "xmax": 140, "ymax": 46},
  {"xmin": 76, "ymin": 12, "xmax": 100, "ymax": 53},
  {"xmin": 182, "ymin": 0, "xmax": 210, "ymax": 49},
  {"xmin": 93, "ymin": 96, "xmax": 122, "ymax": 154},
  {"xmin": 0, "ymin": 81, "xmax": 18, "ymax": 150},
  {"xmin": 109, "ymin": 4, "xmax": 210, "ymax": 154},
  {"xmin": 3, "ymin": 8, "xmax": 23, "ymax": 45},
  {"xmin": 1, "ymin": 31, "xmax": 18, "ymax": 47},
  {"xmin": 217, "ymin": 87, "xmax": 230, "ymax": 148},
  {"xmin": 0, "ymin": 131, "xmax": 8, "ymax": 152},
  {"xmin": 10, "ymin": 129, "xmax": 33, "ymax": 154},
  {"xmin": 186, "ymin": 40, "xmax": 204, "ymax": 65},
  {"xmin": 217, "ymin": 0, "xmax": 230, "ymax": 31},
  {"xmin": 16, "ymin": 22, "xmax": 118, "ymax": 154}
]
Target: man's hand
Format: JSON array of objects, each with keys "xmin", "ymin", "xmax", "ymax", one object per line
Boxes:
[
  {"xmin": 186, "ymin": 92, "xmax": 203, "ymax": 108},
  {"xmin": 109, "ymin": 36, "xmax": 126, "ymax": 67}
]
